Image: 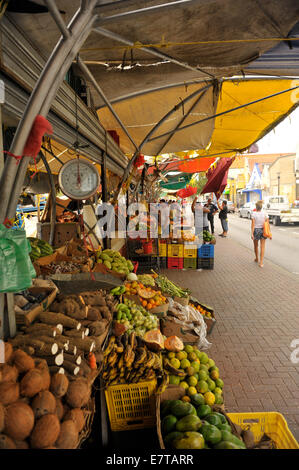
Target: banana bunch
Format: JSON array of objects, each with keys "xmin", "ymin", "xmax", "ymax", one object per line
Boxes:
[{"xmin": 101, "ymin": 331, "xmax": 163, "ymax": 386}]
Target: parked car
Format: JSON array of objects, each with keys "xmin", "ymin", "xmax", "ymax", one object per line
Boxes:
[
  {"xmin": 239, "ymin": 202, "xmax": 256, "ymax": 219},
  {"xmin": 264, "ymin": 195, "xmax": 299, "ymax": 225},
  {"xmin": 227, "ymin": 201, "xmax": 236, "ymax": 213}
]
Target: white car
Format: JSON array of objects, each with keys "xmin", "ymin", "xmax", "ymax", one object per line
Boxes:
[{"xmin": 239, "ymin": 202, "xmax": 256, "ymax": 219}]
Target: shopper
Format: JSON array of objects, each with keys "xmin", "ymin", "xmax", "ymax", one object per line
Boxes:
[
  {"xmin": 205, "ymin": 197, "xmax": 218, "ymax": 234},
  {"xmin": 217, "ymin": 199, "xmax": 228, "ymax": 237},
  {"xmin": 251, "ymin": 200, "xmax": 269, "ymax": 268},
  {"xmin": 192, "ymin": 196, "xmax": 210, "ymax": 236}
]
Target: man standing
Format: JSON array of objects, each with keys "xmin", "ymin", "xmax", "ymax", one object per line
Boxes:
[
  {"xmin": 205, "ymin": 197, "xmax": 218, "ymax": 234},
  {"xmin": 192, "ymin": 196, "xmax": 210, "ymax": 236}
]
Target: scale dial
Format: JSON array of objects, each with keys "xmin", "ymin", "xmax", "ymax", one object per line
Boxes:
[{"xmin": 58, "ymin": 159, "xmax": 100, "ymax": 200}]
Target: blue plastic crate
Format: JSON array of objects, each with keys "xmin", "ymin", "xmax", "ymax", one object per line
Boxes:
[{"xmin": 197, "ymin": 244, "xmax": 214, "ymax": 258}]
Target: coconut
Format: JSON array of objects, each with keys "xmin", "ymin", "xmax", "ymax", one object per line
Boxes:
[
  {"xmin": 0, "ymin": 381, "xmax": 20, "ymax": 405},
  {"xmin": 0, "ymin": 364, "xmax": 19, "ymax": 383},
  {"xmin": 55, "ymin": 420, "xmax": 79, "ymax": 449},
  {"xmin": 0, "ymin": 433, "xmax": 17, "ymax": 449},
  {"xmin": 12, "ymin": 349, "xmax": 35, "ymax": 373},
  {"xmin": 20, "ymin": 369, "xmax": 44, "ymax": 398},
  {"xmin": 50, "ymin": 373, "xmax": 69, "ymax": 398},
  {"xmin": 62, "ymin": 403, "xmax": 70, "ymax": 419},
  {"xmin": 0, "ymin": 403, "xmax": 4, "ymax": 432},
  {"xmin": 4, "ymin": 342, "xmax": 13, "ymax": 363},
  {"xmin": 30, "ymin": 413, "xmax": 61, "ymax": 449},
  {"xmin": 64, "ymin": 408, "xmax": 85, "ymax": 433},
  {"xmin": 65, "ymin": 379, "xmax": 90, "ymax": 408},
  {"xmin": 4, "ymin": 401, "xmax": 35, "ymax": 440},
  {"xmin": 31, "ymin": 390, "xmax": 57, "ymax": 419},
  {"xmin": 14, "ymin": 440, "xmax": 29, "ymax": 449},
  {"xmin": 35, "ymin": 360, "xmax": 51, "ymax": 391},
  {"xmin": 55, "ymin": 398, "xmax": 64, "ymax": 421},
  {"xmin": 143, "ymin": 329, "xmax": 165, "ymax": 352}
]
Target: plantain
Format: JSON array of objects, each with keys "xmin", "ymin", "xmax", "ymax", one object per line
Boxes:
[
  {"xmin": 115, "ymin": 337, "xmax": 124, "ymax": 354},
  {"xmin": 103, "ymin": 336, "xmax": 115, "ymax": 356},
  {"xmin": 153, "ymin": 353, "xmax": 163, "ymax": 372},
  {"xmin": 117, "ymin": 354, "xmax": 124, "ymax": 370},
  {"xmin": 122, "ymin": 333, "xmax": 129, "ymax": 348},
  {"xmin": 133, "ymin": 347, "xmax": 147, "ymax": 368},
  {"xmin": 124, "ymin": 344, "xmax": 132, "ymax": 363},
  {"xmin": 144, "ymin": 350, "xmax": 156, "ymax": 369},
  {"xmin": 125, "ymin": 350, "xmax": 135, "ymax": 368},
  {"xmin": 129, "ymin": 331, "xmax": 136, "ymax": 350},
  {"xmin": 108, "ymin": 350, "xmax": 118, "ymax": 365},
  {"xmin": 156, "ymin": 371, "xmax": 169, "ymax": 394},
  {"xmin": 163, "ymin": 358, "xmax": 186, "ymax": 377}
]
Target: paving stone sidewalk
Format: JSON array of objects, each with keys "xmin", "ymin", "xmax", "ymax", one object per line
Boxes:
[{"xmin": 165, "ymin": 231, "xmax": 299, "ymax": 442}]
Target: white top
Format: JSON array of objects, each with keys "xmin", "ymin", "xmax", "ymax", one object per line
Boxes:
[{"xmin": 252, "ymin": 210, "xmax": 268, "ymax": 229}]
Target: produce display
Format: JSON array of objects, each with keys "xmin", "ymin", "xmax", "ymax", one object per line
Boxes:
[
  {"xmin": 28, "ymin": 237, "xmax": 53, "ymax": 262},
  {"xmin": 96, "ymin": 249, "xmax": 134, "ymax": 275},
  {"xmin": 153, "ymin": 272, "xmax": 190, "ymax": 299},
  {"xmin": 163, "ymin": 344, "xmax": 224, "ymax": 407},
  {"xmin": 137, "ymin": 274, "xmax": 156, "ymax": 287},
  {"xmin": 201, "ymin": 230, "xmax": 216, "ymax": 244},
  {"xmin": 160, "ymin": 400, "xmax": 247, "ymax": 449},
  {"xmin": 124, "ymin": 281, "xmax": 167, "ymax": 310},
  {"xmin": 113, "ymin": 298, "xmax": 159, "ymax": 337},
  {"xmin": 101, "ymin": 332, "xmax": 163, "ymax": 385},
  {"xmin": 189, "ymin": 303, "xmax": 214, "ymax": 320}
]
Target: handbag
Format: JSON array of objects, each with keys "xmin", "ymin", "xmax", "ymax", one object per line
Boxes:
[{"xmin": 263, "ymin": 219, "xmax": 272, "ymax": 239}]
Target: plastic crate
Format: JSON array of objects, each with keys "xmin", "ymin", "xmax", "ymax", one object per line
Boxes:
[
  {"xmin": 183, "ymin": 244, "xmax": 198, "ymax": 259},
  {"xmin": 105, "ymin": 378, "xmax": 157, "ymax": 431},
  {"xmin": 167, "ymin": 257, "xmax": 184, "ymax": 270},
  {"xmin": 197, "ymin": 257, "xmax": 214, "ymax": 269},
  {"xmin": 168, "ymin": 244, "xmax": 184, "ymax": 258},
  {"xmin": 197, "ymin": 244, "xmax": 214, "ymax": 258},
  {"xmin": 183, "ymin": 258, "xmax": 197, "ymax": 270},
  {"xmin": 159, "ymin": 257, "xmax": 167, "ymax": 269},
  {"xmin": 227, "ymin": 412, "xmax": 299, "ymax": 449},
  {"xmin": 158, "ymin": 241, "xmax": 167, "ymax": 257}
]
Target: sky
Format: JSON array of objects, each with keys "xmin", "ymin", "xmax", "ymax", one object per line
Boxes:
[{"xmin": 257, "ymin": 106, "xmax": 299, "ymax": 154}]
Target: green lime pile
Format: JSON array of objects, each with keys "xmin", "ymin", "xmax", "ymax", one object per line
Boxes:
[
  {"xmin": 161, "ymin": 400, "xmax": 245, "ymax": 449},
  {"xmin": 96, "ymin": 249, "xmax": 134, "ymax": 275},
  {"xmin": 165, "ymin": 344, "xmax": 224, "ymax": 406}
]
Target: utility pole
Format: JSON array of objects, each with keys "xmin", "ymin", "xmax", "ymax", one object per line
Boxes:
[{"xmin": 277, "ymin": 173, "xmax": 280, "ymax": 196}]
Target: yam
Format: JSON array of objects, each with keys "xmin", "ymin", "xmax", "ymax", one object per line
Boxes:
[
  {"xmin": 30, "ymin": 414, "xmax": 61, "ymax": 449},
  {"xmin": 20, "ymin": 369, "xmax": 44, "ymax": 398},
  {"xmin": 0, "ymin": 433, "xmax": 17, "ymax": 449},
  {"xmin": 55, "ymin": 398, "xmax": 64, "ymax": 421},
  {"xmin": 50, "ymin": 373, "xmax": 69, "ymax": 398},
  {"xmin": 35, "ymin": 359, "xmax": 51, "ymax": 391},
  {"xmin": 62, "ymin": 403, "xmax": 70, "ymax": 419},
  {"xmin": 31, "ymin": 390, "xmax": 57, "ymax": 419},
  {"xmin": 55, "ymin": 420, "xmax": 78, "ymax": 449},
  {"xmin": 99, "ymin": 306, "xmax": 112, "ymax": 321},
  {"xmin": 4, "ymin": 342, "xmax": 13, "ymax": 363},
  {"xmin": 63, "ymin": 408, "xmax": 85, "ymax": 433},
  {"xmin": 4, "ymin": 402, "xmax": 34, "ymax": 440},
  {"xmin": 0, "ymin": 381, "xmax": 20, "ymax": 405},
  {"xmin": 12, "ymin": 349, "xmax": 35, "ymax": 373},
  {"xmin": 0, "ymin": 403, "xmax": 4, "ymax": 432},
  {"xmin": 88, "ymin": 320, "xmax": 108, "ymax": 336},
  {"xmin": 87, "ymin": 307, "xmax": 102, "ymax": 321},
  {"xmin": 66, "ymin": 378, "xmax": 91, "ymax": 408},
  {"xmin": 14, "ymin": 440, "xmax": 29, "ymax": 449},
  {"xmin": 0, "ymin": 364, "xmax": 19, "ymax": 383}
]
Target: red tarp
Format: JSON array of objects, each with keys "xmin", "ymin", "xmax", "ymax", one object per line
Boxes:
[
  {"xmin": 176, "ymin": 185, "xmax": 197, "ymax": 198},
  {"xmin": 201, "ymin": 157, "xmax": 235, "ymax": 199},
  {"xmin": 145, "ymin": 156, "xmax": 215, "ymax": 175}
]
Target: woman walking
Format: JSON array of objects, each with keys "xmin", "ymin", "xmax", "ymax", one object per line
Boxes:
[
  {"xmin": 251, "ymin": 200, "xmax": 268, "ymax": 268},
  {"xmin": 217, "ymin": 200, "xmax": 228, "ymax": 237}
]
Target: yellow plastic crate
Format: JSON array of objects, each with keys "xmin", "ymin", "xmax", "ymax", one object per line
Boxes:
[
  {"xmin": 227, "ymin": 412, "xmax": 299, "ymax": 449},
  {"xmin": 183, "ymin": 244, "xmax": 198, "ymax": 258},
  {"xmin": 158, "ymin": 241, "xmax": 167, "ymax": 257},
  {"xmin": 168, "ymin": 244, "xmax": 184, "ymax": 258},
  {"xmin": 105, "ymin": 378, "xmax": 157, "ymax": 431}
]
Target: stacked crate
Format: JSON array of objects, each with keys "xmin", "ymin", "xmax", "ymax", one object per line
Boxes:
[
  {"xmin": 183, "ymin": 243, "xmax": 198, "ymax": 270},
  {"xmin": 167, "ymin": 243, "xmax": 184, "ymax": 269},
  {"xmin": 197, "ymin": 244, "xmax": 214, "ymax": 269}
]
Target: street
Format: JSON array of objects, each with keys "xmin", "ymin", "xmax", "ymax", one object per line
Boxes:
[{"xmin": 214, "ymin": 213, "xmax": 299, "ymax": 274}]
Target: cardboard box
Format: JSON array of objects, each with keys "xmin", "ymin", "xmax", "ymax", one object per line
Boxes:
[
  {"xmin": 15, "ymin": 286, "xmax": 57, "ymax": 326},
  {"xmin": 35, "ymin": 252, "xmax": 91, "ymax": 275},
  {"xmin": 189, "ymin": 297, "xmax": 216, "ymax": 335},
  {"xmin": 160, "ymin": 317, "xmax": 199, "ymax": 344},
  {"xmin": 123, "ymin": 293, "xmax": 169, "ymax": 316}
]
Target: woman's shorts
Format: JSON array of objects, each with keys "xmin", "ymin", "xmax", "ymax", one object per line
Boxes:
[
  {"xmin": 253, "ymin": 228, "xmax": 266, "ymax": 240},
  {"xmin": 220, "ymin": 218, "xmax": 228, "ymax": 232}
]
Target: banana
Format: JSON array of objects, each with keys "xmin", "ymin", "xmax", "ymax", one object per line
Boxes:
[
  {"xmin": 103, "ymin": 336, "xmax": 116, "ymax": 356},
  {"xmin": 163, "ymin": 358, "xmax": 186, "ymax": 377},
  {"xmin": 145, "ymin": 351, "xmax": 156, "ymax": 369},
  {"xmin": 115, "ymin": 336, "xmax": 124, "ymax": 354},
  {"xmin": 124, "ymin": 344, "xmax": 132, "ymax": 363},
  {"xmin": 108, "ymin": 350, "xmax": 118, "ymax": 365},
  {"xmin": 133, "ymin": 347, "xmax": 147, "ymax": 368},
  {"xmin": 156, "ymin": 371, "xmax": 169, "ymax": 395},
  {"xmin": 118, "ymin": 354, "xmax": 124, "ymax": 370},
  {"xmin": 129, "ymin": 331, "xmax": 136, "ymax": 350},
  {"xmin": 125, "ymin": 350, "xmax": 135, "ymax": 368}
]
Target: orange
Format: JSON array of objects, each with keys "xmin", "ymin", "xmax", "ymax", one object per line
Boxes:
[{"xmin": 142, "ymin": 300, "xmax": 147, "ymax": 307}]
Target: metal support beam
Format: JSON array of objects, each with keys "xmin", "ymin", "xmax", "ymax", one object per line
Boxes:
[
  {"xmin": 43, "ymin": 0, "xmax": 71, "ymax": 39},
  {"xmin": 40, "ymin": 152, "xmax": 56, "ymax": 246},
  {"xmin": 76, "ymin": 55, "xmax": 139, "ymax": 152},
  {"xmin": 148, "ymin": 84, "xmax": 299, "ymax": 142},
  {"xmin": 111, "ymin": 82, "xmax": 212, "ymax": 204},
  {"xmin": 92, "ymin": 27, "xmax": 215, "ymax": 79},
  {"xmin": 0, "ymin": 1, "xmax": 98, "ymax": 222}
]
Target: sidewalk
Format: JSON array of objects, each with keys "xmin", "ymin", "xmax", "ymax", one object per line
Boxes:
[{"xmin": 165, "ymin": 227, "xmax": 299, "ymax": 441}]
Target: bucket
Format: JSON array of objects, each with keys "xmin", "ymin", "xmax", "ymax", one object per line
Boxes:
[{"xmin": 142, "ymin": 240, "xmax": 153, "ymax": 254}]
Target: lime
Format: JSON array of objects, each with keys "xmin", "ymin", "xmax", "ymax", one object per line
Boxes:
[
  {"xmin": 181, "ymin": 395, "xmax": 191, "ymax": 403},
  {"xmin": 194, "ymin": 350, "xmax": 201, "ymax": 360},
  {"xmin": 188, "ymin": 352, "xmax": 198, "ymax": 362},
  {"xmin": 193, "ymin": 373, "xmax": 199, "ymax": 381},
  {"xmin": 168, "ymin": 352, "xmax": 176, "ymax": 359},
  {"xmin": 170, "ymin": 358, "xmax": 181, "ymax": 369},
  {"xmin": 214, "ymin": 387, "xmax": 222, "ymax": 395},
  {"xmin": 169, "ymin": 375, "xmax": 181, "ymax": 385},
  {"xmin": 180, "ymin": 381, "xmax": 189, "ymax": 390},
  {"xmin": 214, "ymin": 393, "xmax": 223, "ymax": 405},
  {"xmin": 187, "ymin": 386, "xmax": 197, "ymax": 397},
  {"xmin": 180, "ymin": 358, "xmax": 191, "ymax": 369},
  {"xmin": 186, "ymin": 366, "xmax": 195, "ymax": 376},
  {"xmin": 210, "ymin": 369, "xmax": 219, "ymax": 380},
  {"xmin": 176, "ymin": 351, "xmax": 187, "ymax": 360},
  {"xmin": 184, "ymin": 345, "xmax": 194, "ymax": 354},
  {"xmin": 199, "ymin": 352, "xmax": 209, "ymax": 364},
  {"xmin": 204, "ymin": 392, "xmax": 215, "ymax": 406},
  {"xmin": 198, "ymin": 370, "xmax": 208, "ymax": 381},
  {"xmin": 197, "ymin": 380, "xmax": 209, "ymax": 394},
  {"xmin": 191, "ymin": 361, "xmax": 200, "ymax": 373},
  {"xmin": 188, "ymin": 376, "xmax": 198, "ymax": 387},
  {"xmin": 215, "ymin": 378, "xmax": 224, "ymax": 389},
  {"xmin": 207, "ymin": 358, "xmax": 215, "ymax": 369},
  {"xmin": 206, "ymin": 378, "xmax": 216, "ymax": 391}
]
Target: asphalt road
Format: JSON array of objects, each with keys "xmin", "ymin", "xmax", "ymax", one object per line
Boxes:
[{"xmin": 213, "ymin": 212, "xmax": 299, "ymax": 274}]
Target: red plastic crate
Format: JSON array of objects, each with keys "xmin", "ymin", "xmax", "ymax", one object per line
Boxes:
[{"xmin": 167, "ymin": 257, "xmax": 183, "ymax": 269}]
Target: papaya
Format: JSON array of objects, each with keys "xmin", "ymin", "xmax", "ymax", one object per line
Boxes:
[
  {"xmin": 200, "ymin": 424, "xmax": 222, "ymax": 445},
  {"xmin": 164, "ymin": 431, "xmax": 184, "ymax": 447},
  {"xmin": 143, "ymin": 329, "xmax": 165, "ymax": 352},
  {"xmin": 161, "ymin": 400, "xmax": 172, "ymax": 417},
  {"xmin": 218, "ymin": 423, "xmax": 232, "ymax": 432},
  {"xmin": 190, "ymin": 393, "xmax": 205, "ymax": 407},
  {"xmin": 161, "ymin": 415, "xmax": 177, "ymax": 435},
  {"xmin": 205, "ymin": 413, "xmax": 223, "ymax": 427},
  {"xmin": 164, "ymin": 336, "xmax": 184, "ymax": 352},
  {"xmin": 196, "ymin": 404, "xmax": 212, "ymax": 419},
  {"xmin": 169, "ymin": 401, "xmax": 195, "ymax": 419},
  {"xmin": 214, "ymin": 441, "xmax": 243, "ymax": 449},
  {"xmin": 210, "ymin": 412, "xmax": 227, "ymax": 425},
  {"xmin": 176, "ymin": 415, "xmax": 202, "ymax": 432},
  {"xmin": 173, "ymin": 431, "xmax": 204, "ymax": 450},
  {"xmin": 221, "ymin": 430, "xmax": 246, "ymax": 448}
]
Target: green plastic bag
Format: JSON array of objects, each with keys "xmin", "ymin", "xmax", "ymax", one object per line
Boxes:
[{"xmin": 0, "ymin": 224, "xmax": 36, "ymax": 293}]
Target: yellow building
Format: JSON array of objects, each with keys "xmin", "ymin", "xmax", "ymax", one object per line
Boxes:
[{"xmin": 269, "ymin": 154, "xmax": 296, "ymax": 203}]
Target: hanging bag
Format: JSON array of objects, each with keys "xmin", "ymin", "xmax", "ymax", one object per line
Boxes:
[{"xmin": 263, "ymin": 219, "xmax": 272, "ymax": 240}]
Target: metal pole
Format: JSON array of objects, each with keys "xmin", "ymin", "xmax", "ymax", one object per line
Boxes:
[
  {"xmin": 111, "ymin": 83, "xmax": 212, "ymax": 204},
  {"xmin": 101, "ymin": 149, "xmax": 108, "ymax": 249},
  {"xmin": 43, "ymin": 0, "xmax": 71, "ymax": 39},
  {"xmin": 148, "ymin": 84, "xmax": 299, "ymax": 142},
  {"xmin": 0, "ymin": 2, "xmax": 98, "ymax": 221},
  {"xmin": 76, "ymin": 55, "xmax": 139, "ymax": 152},
  {"xmin": 40, "ymin": 152, "xmax": 57, "ymax": 246},
  {"xmin": 154, "ymin": 85, "xmax": 211, "ymax": 155},
  {"xmin": 93, "ymin": 27, "xmax": 215, "ymax": 79}
]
